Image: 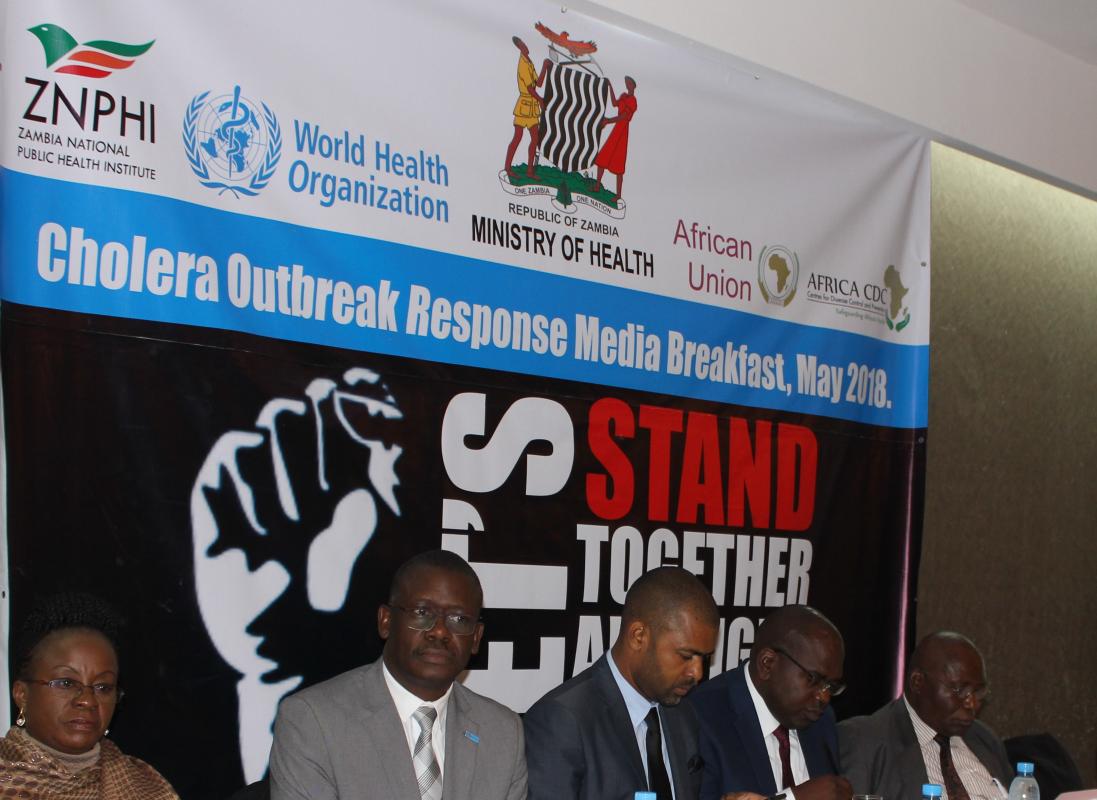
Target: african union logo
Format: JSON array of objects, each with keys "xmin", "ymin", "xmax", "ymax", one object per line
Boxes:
[
  {"xmin": 757, "ymin": 244, "xmax": 799, "ymax": 307},
  {"xmin": 183, "ymin": 85, "xmax": 281, "ymax": 197}
]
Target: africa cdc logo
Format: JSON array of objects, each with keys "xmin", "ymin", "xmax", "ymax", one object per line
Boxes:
[{"xmin": 183, "ymin": 85, "xmax": 281, "ymax": 197}]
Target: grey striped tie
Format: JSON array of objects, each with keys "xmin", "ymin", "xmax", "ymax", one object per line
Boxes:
[{"xmin": 412, "ymin": 705, "xmax": 442, "ymax": 800}]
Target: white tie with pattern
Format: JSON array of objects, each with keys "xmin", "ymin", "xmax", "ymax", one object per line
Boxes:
[{"xmin": 412, "ymin": 705, "xmax": 443, "ymax": 800}]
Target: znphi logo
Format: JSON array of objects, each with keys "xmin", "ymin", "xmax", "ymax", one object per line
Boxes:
[
  {"xmin": 183, "ymin": 85, "xmax": 281, "ymax": 197},
  {"xmin": 28, "ymin": 23, "xmax": 154, "ymax": 79}
]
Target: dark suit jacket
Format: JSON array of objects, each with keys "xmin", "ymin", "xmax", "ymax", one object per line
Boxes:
[
  {"xmin": 523, "ymin": 655, "xmax": 704, "ymax": 800},
  {"xmin": 687, "ymin": 664, "xmax": 839, "ymax": 800},
  {"xmin": 838, "ymin": 698, "xmax": 1011, "ymax": 799}
]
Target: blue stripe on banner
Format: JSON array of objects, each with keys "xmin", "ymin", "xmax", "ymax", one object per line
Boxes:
[{"xmin": 0, "ymin": 169, "xmax": 928, "ymax": 427}]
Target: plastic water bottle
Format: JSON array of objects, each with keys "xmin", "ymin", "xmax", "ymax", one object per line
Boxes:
[
  {"xmin": 923, "ymin": 783, "xmax": 944, "ymax": 800},
  {"xmin": 1008, "ymin": 762, "xmax": 1040, "ymax": 800}
]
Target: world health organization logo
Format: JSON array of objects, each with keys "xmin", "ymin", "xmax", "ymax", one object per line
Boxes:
[{"xmin": 183, "ymin": 85, "xmax": 281, "ymax": 197}]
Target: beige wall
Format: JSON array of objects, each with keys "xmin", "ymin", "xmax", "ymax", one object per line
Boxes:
[
  {"xmin": 586, "ymin": 0, "xmax": 1097, "ymax": 198},
  {"xmin": 921, "ymin": 143, "xmax": 1097, "ymax": 785}
]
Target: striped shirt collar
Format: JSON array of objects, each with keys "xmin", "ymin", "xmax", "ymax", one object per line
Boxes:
[{"xmin": 904, "ymin": 695, "xmax": 941, "ymax": 746}]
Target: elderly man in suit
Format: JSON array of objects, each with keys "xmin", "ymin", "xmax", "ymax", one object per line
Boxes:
[
  {"xmin": 270, "ymin": 550, "xmax": 526, "ymax": 800},
  {"xmin": 688, "ymin": 605, "xmax": 851, "ymax": 800},
  {"xmin": 839, "ymin": 631, "xmax": 1011, "ymax": 800},
  {"xmin": 524, "ymin": 566, "xmax": 720, "ymax": 800}
]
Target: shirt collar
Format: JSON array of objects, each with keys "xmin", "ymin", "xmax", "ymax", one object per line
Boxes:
[
  {"xmin": 745, "ymin": 663, "xmax": 782, "ymax": 735},
  {"xmin": 903, "ymin": 695, "xmax": 941, "ymax": 746},
  {"xmin": 608, "ymin": 650, "xmax": 658, "ymax": 730},
  {"xmin": 382, "ymin": 661, "xmax": 453, "ymax": 723}
]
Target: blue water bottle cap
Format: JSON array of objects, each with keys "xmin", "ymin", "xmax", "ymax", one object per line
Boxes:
[
  {"xmin": 922, "ymin": 783, "xmax": 944, "ymax": 797},
  {"xmin": 1017, "ymin": 762, "xmax": 1035, "ymax": 776}
]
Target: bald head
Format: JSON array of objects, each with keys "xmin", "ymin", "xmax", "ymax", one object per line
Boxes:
[
  {"xmin": 906, "ymin": 631, "xmax": 988, "ymax": 737},
  {"xmin": 621, "ymin": 566, "xmax": 719, "ymax": 633},
  {"xmin": 389, "ymin": 549, "xmax": 483, "ymax": 609},
  {"xmin": 748, "ymin": 605, "xmax": 845, "ymax": 730},
  {"xmin": 752, "ymin": 605, "xmax": 843, "ymax": 661},
  {"xmin": 908, "ymin": 631, "xmax": 981, "ymax": 678}
]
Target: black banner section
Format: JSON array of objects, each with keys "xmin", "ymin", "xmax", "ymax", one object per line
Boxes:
[{"xmin": 2, "ymin": 302, "xmax": 924, "ymax": 799}]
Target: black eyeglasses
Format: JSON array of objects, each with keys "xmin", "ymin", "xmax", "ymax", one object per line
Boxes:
[
  {"xmin": 389, "ymin": 604, "xmax": 480, "ymax": 636},
  {"xmin": 773, "ymin": 647, "xmax": 846, "ymax": 697},
  {"xmin": 25, "ymin": 678, "xmax": 124, "ymax": 702}
]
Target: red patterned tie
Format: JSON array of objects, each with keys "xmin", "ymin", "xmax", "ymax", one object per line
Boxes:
[
  {"xmin": 935, "ymin": 734, "xmax": 971, "ymax": 800},
  {"xmin": 773, "ymin": 724, "xmax": 795, "ymax": 790}
]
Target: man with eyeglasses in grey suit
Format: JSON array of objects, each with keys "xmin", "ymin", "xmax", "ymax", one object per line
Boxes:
[
  {"xmin": 270, "ymin": 550, "xmax": 527, "ymax": 800},
  {"xmin": 838, "ymin": 631, "xmax": 1010, "ymax": 800},
  {"xmin": 688, "ymin": 605, "xmax": 851, "ymax": 800}
]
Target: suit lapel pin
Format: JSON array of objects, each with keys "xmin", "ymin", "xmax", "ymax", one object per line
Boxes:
[{"xmin": 463, "ymin": 729, "xmax": 480, "ymax": 744}]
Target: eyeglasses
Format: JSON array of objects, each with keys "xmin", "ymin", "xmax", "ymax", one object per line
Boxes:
[
  {"xmin": 389, "ymin": 604, "xmax": 480, "ymax": 636},
  {"xmin": 25, "ymin": 678, "xmax": 124, "ymax": 702},
  {"xmin": 773, "ymin": 647, "xmax": 847, "ymax": 697},
  {"xmin": 942, "ymin": 683, "xmax": 990, "ymax": 703}
]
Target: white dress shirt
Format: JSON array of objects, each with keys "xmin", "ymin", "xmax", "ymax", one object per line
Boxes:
[
  {"xmin": 382, "ymin": 662, "xmax": 453, "ymax": 782},
  {"xmin": 608, "ymin": 651, "xmax": 677, "ymax": 800},
  {"xmin": 745, "ymin": 667, "xmax": 810, "ymax": 796}
]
